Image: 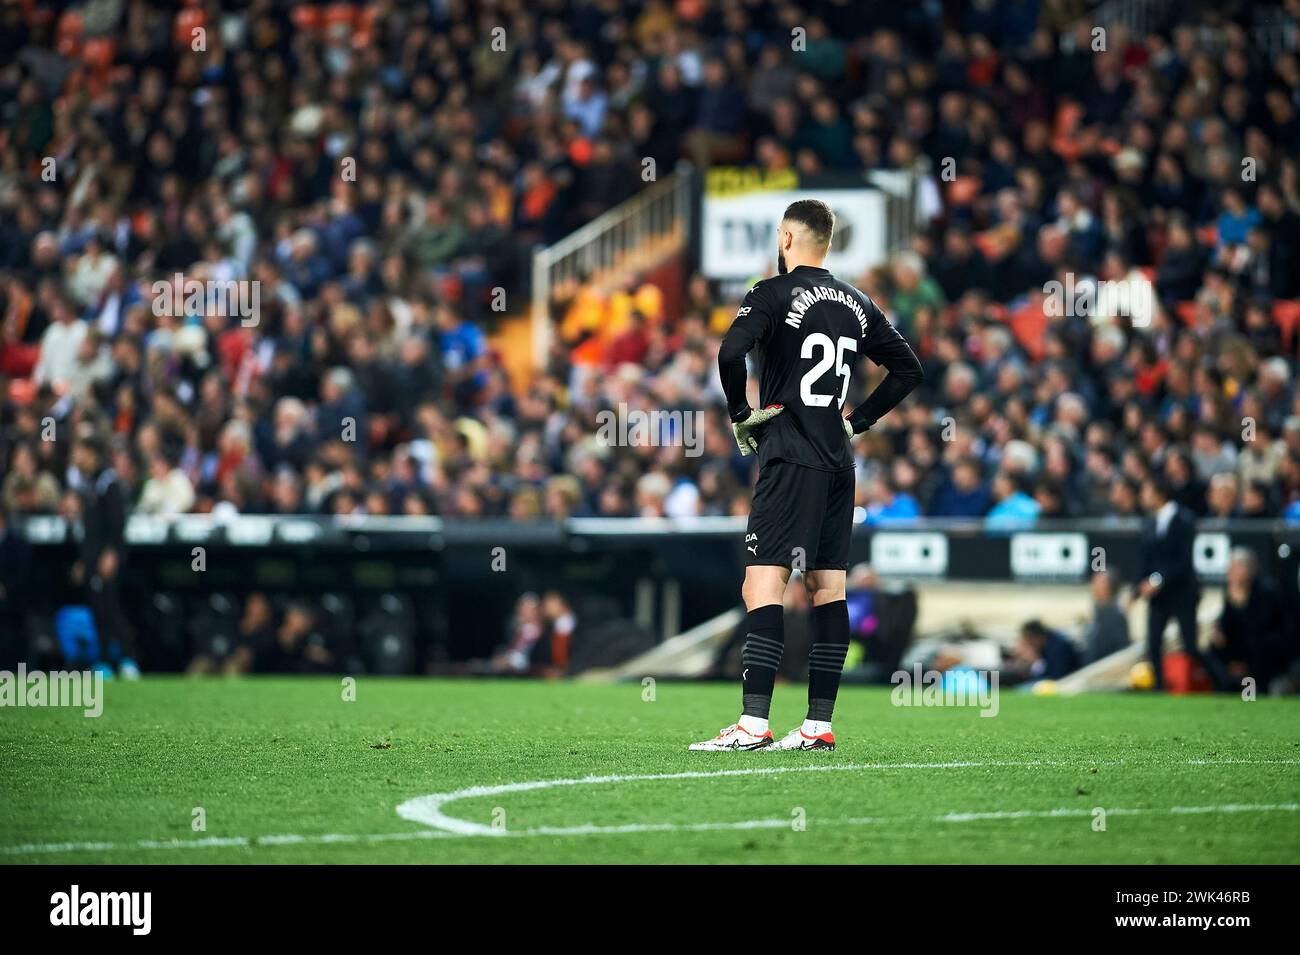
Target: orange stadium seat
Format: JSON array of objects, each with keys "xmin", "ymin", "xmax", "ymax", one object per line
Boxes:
[
  {"xmin": 1008, "ymin": 297, "xmax": 1048, "ymax": 361},
  {"xmin": 1274, "ymin": 300, "xmax": 1300, "ymax": 354}
]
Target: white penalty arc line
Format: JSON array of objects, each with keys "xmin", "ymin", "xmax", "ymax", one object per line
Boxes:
[
  {"xmin": 395, "ymin": 760, "xmax": 1045, "ymax": 836},
  {"xmin": 393, "ymin": 759, "xmax": 1300, "ymax": 838},
  {"xmin": 5, "ymin": 758, "xmax": 1299, "ymax": 855}
]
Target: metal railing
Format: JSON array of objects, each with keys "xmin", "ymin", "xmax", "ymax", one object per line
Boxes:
[
  {"xmin": 869, "ymin": 166, "xmax": 927, "ymax": 256},
  {"xmin": 530, "ymin": 167, "xmax": 694, "ymax": 366},
  {"xmin": 1090, "ymin": 0, "xmax": 1174, "ymax": 38},
  {"xmin": 1089, "ymin": 0, "xmax": 1296, "ymax": 57}
]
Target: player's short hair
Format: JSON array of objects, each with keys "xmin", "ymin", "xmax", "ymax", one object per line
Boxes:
[
  {"xmin": 1142, "ymin": 472, "xmax": 1172, "ymax": 502},
  {"xmin": 782, "ymin": 199, "xmax": 835, "ymax": 250}
]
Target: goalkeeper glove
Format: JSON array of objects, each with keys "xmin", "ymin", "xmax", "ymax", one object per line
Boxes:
[
  {"xmin": 843, "ymin": 417, "xmax": 855, "ymax": 440},
  {"xmin": 732, "ymin": 404, "xmax": 784, "ymax": 456}
]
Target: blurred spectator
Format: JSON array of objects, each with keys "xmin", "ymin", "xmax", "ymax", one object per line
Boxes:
[
  {"xmin": 489, "ymin": 592, "xmax": 571, "ymax": 675},
  {"xmin": 863, "ymin": 473, "xmax": 921, "ymax": 525},
  {"xmin": 1009, "ymin": 619, "xmax": 1081, "ymax": 683},
  {"xmin": 255, "ymin": 602, "xmax": 333, "ymax": 674},
  {"xmin": 540, "ymin": 591, "xmax": 578, "ymax": 673},
  {"xmin": 2, "ymin": 442, "xmax": 61, "ymax": 514},
  {"xmin": 932, "ymin": 457, "xmax": 992, "ymax": 518},
  {"xmin": 188, "ymin": 592, "xmax": 273, "ymax": 676},
  {"xmin": 1081, "ymin": 570, "xmax": 1130, "ymax": 664},
  {"xmin": 32, "ymin": 295, "xmax": 87, "ymax": 390},
  {"xmin": 1210, "ymin": 548, "xmax": 1294, "ymax": 692},
  {"xmin": 137, "ymin": 448, "xmax": 196, "ymax": 516},
  {"xmin": 986, "ymin": 471, "xmax": 1041, "ymax": 528},
  {"xmin": 887, "ymin": 252, "xmax": 947, "ymax": 335}
]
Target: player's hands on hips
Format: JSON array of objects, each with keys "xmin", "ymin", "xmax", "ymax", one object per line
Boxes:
[
  {"xmin": 843, "ymin": 417, "xmax": 855, "ymax": 441},
  {"xmin": 732, "ymin": 404, "xmax": 784, "ymax": 456}
]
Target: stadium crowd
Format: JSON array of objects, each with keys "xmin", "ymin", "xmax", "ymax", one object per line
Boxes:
[{"xmin": 2, "ymin": 0, "xmax": 1300, "ymax": 538}]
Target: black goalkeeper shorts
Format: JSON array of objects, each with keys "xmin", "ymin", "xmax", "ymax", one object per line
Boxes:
[{"xmin": 744, "ymin": 460, "xmax": 855, "ymax": 571}]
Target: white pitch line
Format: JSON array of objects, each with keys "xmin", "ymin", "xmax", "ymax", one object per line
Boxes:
[
  {"xmin": 393, "ymin": 760, "xmax": 1067, "ymax": 836},
  {"xmin": 939, "ymin": 804, "xmax": 1300, "ymax": 822},
  {"xmin": 7, "ymin": 803, "xmax": 1300, "ymax": 855},
  {"xmin": 394, "ymin": 759, "xmax": 1300, "ymax": 838},
  {"xmin": 0, "ymin": 830, "xmax": 456, "ymax": 856},
  {"xmin": 4, "ymin": 757, "xmax": 1298, "ymax": 856}
]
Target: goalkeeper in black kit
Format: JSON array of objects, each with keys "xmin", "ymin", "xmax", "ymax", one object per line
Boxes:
[{"xmin": 691, "ymin": 199, "xmax": 923, "ymax": 752}]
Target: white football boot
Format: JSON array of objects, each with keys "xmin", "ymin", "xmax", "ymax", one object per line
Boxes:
[
  {"xmin": 688, "ymin": 722, "xmax": 774, "ymax": 751},
  {"xmin": 765, "ymin": 725, "xmax": 836, "ymax": 751}
]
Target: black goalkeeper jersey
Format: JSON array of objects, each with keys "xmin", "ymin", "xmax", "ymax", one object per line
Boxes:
[{"xmin": 718, "ymin": 265, "xmax": 922, "ymax": 472}]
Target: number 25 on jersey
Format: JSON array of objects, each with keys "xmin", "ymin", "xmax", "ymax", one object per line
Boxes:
[{"xmin": 799, "ymin": 333, "xmax": 856, "ymax": 408}]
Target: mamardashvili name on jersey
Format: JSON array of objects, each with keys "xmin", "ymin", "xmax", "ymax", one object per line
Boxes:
[{"xmin": 785, "ymin": 285, "xmax": 868, "ymax": 333}]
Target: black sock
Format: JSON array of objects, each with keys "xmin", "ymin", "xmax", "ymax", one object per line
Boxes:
[
  {"xmin": 807, "ymin": 600, "xmax": 850, "ymax": 722},
  {"xmin": 740, "ymin": 603, "xmax": 784, "ymax": 719}
]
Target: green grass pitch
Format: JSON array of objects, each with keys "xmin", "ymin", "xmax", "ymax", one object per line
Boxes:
[{"xmin": 1, "ymin": 677, "xmax": 1297, "ymax": 863}]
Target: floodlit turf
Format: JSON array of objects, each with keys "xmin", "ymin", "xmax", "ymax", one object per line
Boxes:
[{"xmin": 1, "ymin": 676, "xmax": 1297, "ymax": 863}]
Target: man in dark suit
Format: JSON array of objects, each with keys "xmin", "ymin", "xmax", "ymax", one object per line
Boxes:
[
  {"xmin": 1132, "ymin": 474, "xmax": 1212, "ymax": 690},
  {"xmin": 71, "ymin": 433, "xmax": 137, "ymax": 677},
  {"xmin": 0, "ymin": 507, "xmax": 34, "ymax": 668}
]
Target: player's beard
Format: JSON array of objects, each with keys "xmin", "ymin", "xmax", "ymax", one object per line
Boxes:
[{"xmin": 777, "ymin": 248, "xmax": 787, "ymax": 274}]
